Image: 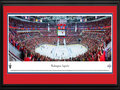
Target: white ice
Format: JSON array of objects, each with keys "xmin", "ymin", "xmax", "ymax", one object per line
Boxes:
[{"xmin": 35, "ymin": 44, "xmax": 88, "ymax": 60}]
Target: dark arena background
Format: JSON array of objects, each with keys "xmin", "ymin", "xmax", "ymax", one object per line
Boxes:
[{"xmin": 8, "ymin": 15, "xmax": 112, "ymax": 61}]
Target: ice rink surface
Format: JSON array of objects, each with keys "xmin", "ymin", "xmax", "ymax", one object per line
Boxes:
[{"xmin": 35, "ymin": 44, "xmax": 88, "ymax": 60}]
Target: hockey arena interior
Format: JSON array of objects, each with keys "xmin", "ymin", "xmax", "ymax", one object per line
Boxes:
[{"xmin": 9, "ymin": 15, "xmax": 112, "ymax": 61}]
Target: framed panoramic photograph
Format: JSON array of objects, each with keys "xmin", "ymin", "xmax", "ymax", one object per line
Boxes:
[
  {"xmin": 1, "ymin": 0, "xmax": 120, "ymax": 90},
  {"xmin": 8, "ymin": 13, "xmax": 113, "ymax": 74}
]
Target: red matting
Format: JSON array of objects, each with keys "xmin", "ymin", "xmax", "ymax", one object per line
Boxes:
[{"xmin": 3, "ymin": 6, "xmax": 117, "ymax": 84}]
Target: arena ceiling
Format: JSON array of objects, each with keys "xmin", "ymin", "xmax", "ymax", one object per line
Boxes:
[{"xmin": 10, "ymin": 16, "xmax": 110, "ymax": 23}]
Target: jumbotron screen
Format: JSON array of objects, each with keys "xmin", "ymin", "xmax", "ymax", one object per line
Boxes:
[
  {"xmin": 57, "ymin": 24, "xmax": 66, "ymax": 36},
  {"xmin": 57, "ymin": 30, "xmax": 65, "ymax": 36}
]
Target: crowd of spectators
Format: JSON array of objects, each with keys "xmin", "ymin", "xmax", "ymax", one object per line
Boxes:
[
  {"xmin": 9, "ymin": 17, "xmax": 112, "ymax": 61},
  {"xmin": 9, "ymin": 17, "xmax": 56, "ymax": 30}
]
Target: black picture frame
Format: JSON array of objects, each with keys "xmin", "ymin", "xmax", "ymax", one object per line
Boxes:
[{"xmin": 0, "ymin": 0, "xmax": 120, "ymax": 90}]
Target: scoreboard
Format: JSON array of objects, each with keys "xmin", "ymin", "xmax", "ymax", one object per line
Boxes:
[{"xmin": 57, "ymin": 24, "xmax": 66, "ymax": 36}]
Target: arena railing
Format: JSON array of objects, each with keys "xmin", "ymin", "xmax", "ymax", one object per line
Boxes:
[{"xmin": 9, "ymin": 51, "xmax": 23, "ymax": 61}]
